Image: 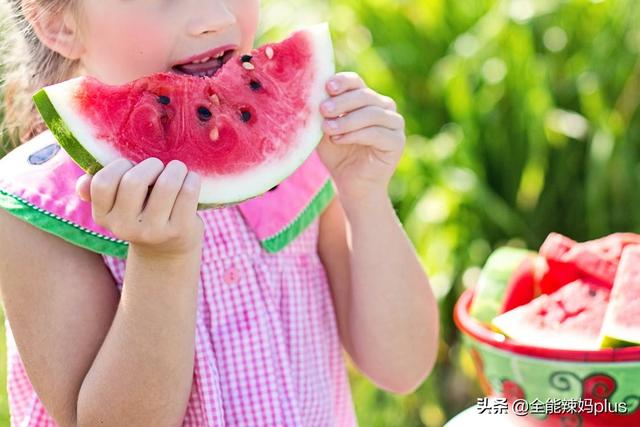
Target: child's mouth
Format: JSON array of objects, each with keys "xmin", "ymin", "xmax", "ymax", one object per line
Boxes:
[{"xmin": 171, "ymin": 49, "xmax": 236, "ymax": 78}]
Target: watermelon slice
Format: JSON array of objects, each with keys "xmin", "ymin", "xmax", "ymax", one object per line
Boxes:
[
  {"xmin": 563, "ymin": 233, "xmax": 640, "ymax": 287},
  {"xmin": 537, "ymin": 232, "xmax": 640, "ymax": 291},
  {"xmin": 469, "ymin": 247, "xmax": 536, "ymax": 323},
  {"xmin": 492, "ymin": 279, "xmax": 610, "ymax": 350},
  {"xmin": 599, "ymin": 245, "xmax": 640, "ymax": 347},
  {"xmin": 32, "ymin": 24, "xmax": 335, "ymax": 207}
]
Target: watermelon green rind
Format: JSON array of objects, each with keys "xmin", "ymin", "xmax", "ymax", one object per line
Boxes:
[
  {"xmin": 0, "ymin": 188, "xmax": 128, "ymax": 258},
  {"xmin": 599, "ymin": 335, "xmax": 637, "ymax": 349},
  {"xmin": 33, "ymin": 23, "xmax": 336, "ymax": 207},
  {"xmin": 470, "ymin": 247, "xmax": 535, "ymax": 323},
  {"xmin": 262, "ymin": 177, "xmax": 334, "ymax": 253},
  {"xmin": 32, "ymin": 88, "xmax": 103, "ymax": 176}
]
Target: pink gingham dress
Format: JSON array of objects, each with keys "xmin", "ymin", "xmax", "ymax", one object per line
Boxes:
[{"xmin": 0, "ymin": 133, "xmax": 358, "ymax": 426}]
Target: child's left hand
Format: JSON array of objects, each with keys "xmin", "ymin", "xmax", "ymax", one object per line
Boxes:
[{"xmin": 317, "ymin": 72, "xmax": 405, "ymax": 206}]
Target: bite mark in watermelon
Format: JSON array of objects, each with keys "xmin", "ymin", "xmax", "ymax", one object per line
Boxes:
[
  {"xmin": 32, "ymin": 24, "xmax": 335, "ymax": 208},
  {"xmin": 492, "ymin": 279, "xmax": 610, "ymax": 350},
  {"xmin": 599, "ymin": 245, "xmax": 640, "ymax": 348}
]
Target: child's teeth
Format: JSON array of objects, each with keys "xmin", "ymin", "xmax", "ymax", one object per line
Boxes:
[{"xmin": 215, "ymin": 51, "xmax": 225, "ymax": 59}]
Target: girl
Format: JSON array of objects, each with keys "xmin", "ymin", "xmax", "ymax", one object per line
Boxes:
[{"xmin": 0, "ymin": 0, "xmax": 439, "ymax": 426}]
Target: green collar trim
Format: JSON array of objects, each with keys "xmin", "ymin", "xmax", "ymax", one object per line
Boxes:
[
  {"xmin": 0, "ymin": 188, "xmax": 129, "ymax": 258},
  {"xmin": 261, "ymin": 178, "xmax": 335, "ymax": 253}
]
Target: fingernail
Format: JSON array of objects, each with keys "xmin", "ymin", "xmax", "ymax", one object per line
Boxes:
[
  {"xmin": 323, "ymin": 101, "xmax": 335, "ymax": 113},
  {"xmin": 328, "ymin": 80, "xmax": 339, "ymax": 92}
]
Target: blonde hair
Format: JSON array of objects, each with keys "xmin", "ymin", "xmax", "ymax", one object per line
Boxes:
[{"xmin": 1, "ymin": 0, "xmax": 79, "ymax": 146}]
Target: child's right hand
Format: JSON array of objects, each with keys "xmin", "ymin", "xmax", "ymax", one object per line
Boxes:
[{"xmin": 75, "ymin": 157, "xmax": 204, "ymax": 258}]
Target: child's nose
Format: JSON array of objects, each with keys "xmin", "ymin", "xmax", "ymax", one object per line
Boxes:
[{"xmin": 187, "ymin": 0, "xmax": 237, "ymax": 36}]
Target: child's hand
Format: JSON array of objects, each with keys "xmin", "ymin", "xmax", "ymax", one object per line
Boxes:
[
  {"xmin": 317, "ymin": 72, "xmax": 406, "ymax": 206},
  {"xmin": 75, "ymin": 158, "xmax": 204, "ymax": 258}
]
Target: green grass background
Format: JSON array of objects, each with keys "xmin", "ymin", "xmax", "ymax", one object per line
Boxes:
[{"xmin": 2, "ymin": 0, "xmax": 640, "ymax": 425}]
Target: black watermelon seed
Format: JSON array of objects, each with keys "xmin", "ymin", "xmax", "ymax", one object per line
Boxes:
[
  {"xmin": 241, "ymin": 54, "xmax": 253, "ymax": 63},
  {"xmin": 249, "ymin": 80, "xmax": 262, "ymax": 91},
  {"xmin": 197, "ymin": 106, "xmax": 212, "ymax": 121},
  {"xmin": 240, "ymin": 109, "xmax": 252, "ymax": 122},
  {"xmin": 158, "ymin": 95, "xmax": 170, "ymax": 105},
  {"xmin": 268, "ymin": 185, "xmax": 279, "ymax": 192}
]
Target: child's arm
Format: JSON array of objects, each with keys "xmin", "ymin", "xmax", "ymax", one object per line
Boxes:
[
  {"xmin": 317, "ymin": 73, "xmax": 440, "ymax": 395},
  {"xmin": 0, "ymin": 158, "xmax": 203, "ymax": 427}
]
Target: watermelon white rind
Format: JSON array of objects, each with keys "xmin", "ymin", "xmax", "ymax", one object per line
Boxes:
[{"xmin": 32, "ymin": 23, "xmax": 335, "ymax": 208}]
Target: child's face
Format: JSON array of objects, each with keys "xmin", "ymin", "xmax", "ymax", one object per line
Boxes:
[{"xmin": 75, "ymin": 0, "xmax": 260, "ymax": 84}]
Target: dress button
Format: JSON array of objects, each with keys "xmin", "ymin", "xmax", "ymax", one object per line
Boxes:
[{"xmin": 223, "ymin": 267, "xmax": 239, "ymax": 285}]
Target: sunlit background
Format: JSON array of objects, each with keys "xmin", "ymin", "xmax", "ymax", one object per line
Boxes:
[{"xmin": 2, "ymin": 0, "xmax": 640, "ymax": 425}]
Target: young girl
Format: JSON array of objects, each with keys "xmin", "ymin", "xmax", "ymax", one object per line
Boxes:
[{"xmin": 0, "ymin": 0, "xmax": 439, "ymax": 426}]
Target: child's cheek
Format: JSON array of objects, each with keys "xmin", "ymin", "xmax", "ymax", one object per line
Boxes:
[
  {"xmin": 230, "ymin": 0, "xmax": 260, "ymax": 52},
  {"xmin": 79, "ymin": 5, "xmax": 175, "ymax": 84}
]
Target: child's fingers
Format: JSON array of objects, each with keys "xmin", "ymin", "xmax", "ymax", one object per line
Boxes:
[
  {"xmin": 75, "ymin": 174, "xmax": 92, "ymax": 202},
  {"xmin": 170, "ymin": 172, "xmax": 202, "ymax": 225},
  {"xmin": 111, "ymin": 157, "xmax": 165, "ymax": 218},
  {"xmin": 326, "ymin": 72, "xmax": 366, "ymax": 96},
  {"xmin": 142, "ymin": 160, "xmax": 189, "ymax": 223},
  {"xmin": 322, "ymin": 106, "xmax": 404, "ymax": 136},
  {"xmin": 90, "ymin": 159, "xmax": 134, "ymax": 220},
  {"xmin": 321, "ymin": 88, "xmax": 397, "ymax": 119},
  {"xmin": 331, "ymin": 126, "xmax": 403, "ymax": 151}
]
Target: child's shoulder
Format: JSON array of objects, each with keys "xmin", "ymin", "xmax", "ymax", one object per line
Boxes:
[
  {"xmin": 0, "ymin": 132, "xmax": 129, "ymax": 258},
  {"xmin": 0, "ymin": 132, "xmax": 108, "ymax": 283}
]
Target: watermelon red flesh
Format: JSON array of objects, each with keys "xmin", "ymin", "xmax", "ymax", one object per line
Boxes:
[
  {"xmin": 75, "ymin": 41, "xmax": 311, "ymax": 175},
  {"xmin": 492, "ymin": 279, "xmax": 610, "ymax": 350},
  {"xmin": 33, "ymin": 24, "xmax": 334, "ymax": 206},
  {"xmin": 500, "ymin": 255, "xmax": 539, "ymax": 313},
  {"xmin": 599, "ymin": 245, "xmax": 640, "ymax": 347},
  {"xmin": 538, "ymin": 233, "xmax": 580, "ymax": 294}
]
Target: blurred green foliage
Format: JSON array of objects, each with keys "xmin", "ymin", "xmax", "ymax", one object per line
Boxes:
[{"xmin": 1, "ymin": 0, "xmax": 640, "ymax": 426}]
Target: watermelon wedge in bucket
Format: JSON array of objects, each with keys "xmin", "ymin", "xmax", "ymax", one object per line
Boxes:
[
  {"xmin": 491, "ymin": 279, "xmax": 611, "ymax": 350},
  {"xmin": 599, "ymin": 245, "xmax": 640, "ymax": 347},
  {"xmin": 32, "ymin": 24, "xmax": 335, "ymax": 208}
]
